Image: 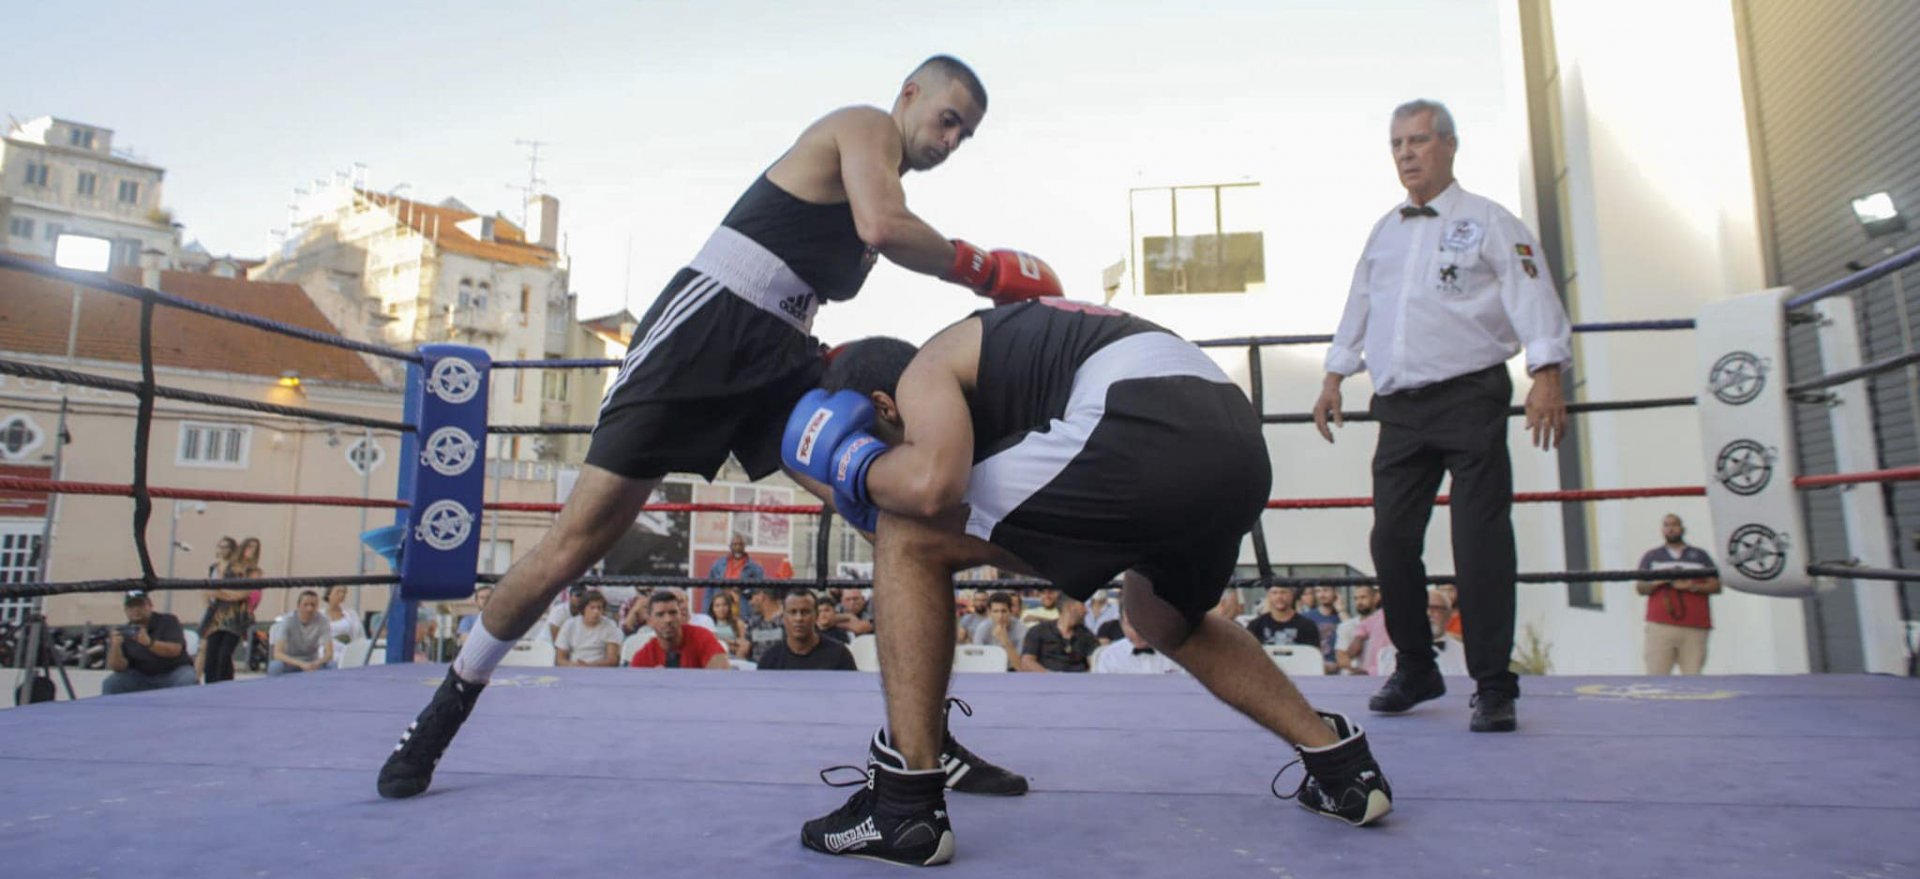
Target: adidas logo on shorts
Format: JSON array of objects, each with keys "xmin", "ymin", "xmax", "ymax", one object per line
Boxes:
[{"xmin": 824, "ymin": 817, "xmax": 883, "ymax": 853}]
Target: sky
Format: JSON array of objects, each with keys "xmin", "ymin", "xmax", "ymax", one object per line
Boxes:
[{"xmin": 5, "ymin": 0, "xmax": 1518, "ymax": 344}]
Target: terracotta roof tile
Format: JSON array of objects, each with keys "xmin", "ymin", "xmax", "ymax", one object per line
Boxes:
[
  {"xmin": 360, "ymin": 191, "xmax": 556, "ymax": 268},
  {"xmin": 0, "ymin": 258, "xmax": 385, "ymax": 385}
]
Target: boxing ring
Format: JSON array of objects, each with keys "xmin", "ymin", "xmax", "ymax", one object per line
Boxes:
[{"xmin": 3, "ymin": 245, "xmax": 1920, "ymax": 877}]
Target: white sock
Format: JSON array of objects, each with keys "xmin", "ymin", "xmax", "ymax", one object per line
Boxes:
[{"xmin": 452, "ymin": 622, "xmax": 517, "ymax": 684}]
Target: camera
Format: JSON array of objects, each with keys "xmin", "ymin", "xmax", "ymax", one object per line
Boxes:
[{"xmin": 116, "ymin": 624, "xmax": 142, "ymax": 639}]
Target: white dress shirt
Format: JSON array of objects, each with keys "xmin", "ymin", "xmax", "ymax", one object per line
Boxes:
[
  {"xmin": 1325, "ymin": 182, "xmax": 1573, "ymax": 395},
  {"xmin": 1091, "ymin": 638, "xmax": 1184, "ymax": 675}
]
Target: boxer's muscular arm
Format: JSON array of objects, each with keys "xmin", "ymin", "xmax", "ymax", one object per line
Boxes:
[
  {"xmin": 864, "ymin": 319, "xmax": 981, "ymax": 518},
  {"xmin": 833, "ymin": 109, "xmax": 957, "ymax": 277}
]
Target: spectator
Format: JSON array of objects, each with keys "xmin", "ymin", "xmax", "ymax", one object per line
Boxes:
[
  {"xmin": 836, "ymin": 588, "xmax": 875, "ymax": 638},
  {"xmin": 969, "ymin": 591, "xmax": 1028, "ymax": 669},
  {"xmin": 1404, "ymin": 588, "xmax": 1470, "ymax": 677},
  {"xmin": 324, "ymin": 585, "xmax": 364, "ymax": 647},
  {"xmin": 758, "ymin": 589, "xmax": 858, "ymax": 670},
  {"xmin": 102, "ymin": 590, "xmax": 196, "ymax": 694},
  {"xmin": 770, "ymin": 556, "xmax": 795, "ymax": 579},
  {"xmin": 1084, "ymin": 588, "xmax": 1120, "ymax": 635},
  {"xmin": 706, "ymin": 590, "xmax": 749, "ymax": 657},
  {"xmin": 744, "ymin": 588, "xmax": 787, "ymax": 662},
  {"xmin": 815, "ymin": 597, "xmax": 852, "ymax": 645},
  {"xmin": 554, "ymin": 590, "xmax": 624, "ymax": 668},
  {"xmin": 1246, "ymin": 586, "xmax": 1320, "ymax": 649},
  {"xmin": 1336, "ymin": 587, "xmax": 1389, "ymax": 674},
  {"xmin": 1020, "ymin": 589, "xmax": 1062, "ymax": 624},
  {"xmin": 1299, "ymin": 585, "xmax": 1345, "ymax": 673},
  {"xmin": 956, "ymin": 589, "xmax": 988, "ymax": 636},
  {"xmin": 707, "ymin": 533, "xmax": 766, "ymax": 581},
  {"xmin": 1091, "ymin": 603, "xmax": 1183, "ymax": 675},
  {"xmin": 1635, "ymin": 513, "xmax": 1720, "ymax": 675},
  {"xmin": 198, "ymin": 535, "xmax": 255, "ymax": 684},
  {"xmin": 457, "ymin": 585, "xmax": 494, "ymax": 646},
  {"xmin": 630, "ymin": 587, "xmax": 714, "ymax": 635},
  {"xmin": 544, "ymin": 585, "xmax": 588, "ymax": 642},
  {"xmin": 1019, "ymin": 596, "xmax": 1098, "ymax": 673},
  {"xmin": 1310, "ymin": 99, "xmax": 1571, "ymax": 733},
  {"xmin": 629, "ymin": 590, "xmax": 731, "ymax": 669},
  {"xmin": 269, "ymin": 590, "xmax": 334, "ymax": 675}
]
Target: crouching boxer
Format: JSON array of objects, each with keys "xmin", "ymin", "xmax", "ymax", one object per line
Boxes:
[{"xmin": 783, "ymin": 298, "xmax": 1393, "ymax": 866}]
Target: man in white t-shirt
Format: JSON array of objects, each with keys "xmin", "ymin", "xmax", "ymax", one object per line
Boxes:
[{"xmin": 554, "ymin": 590, "xmax": 623, "ymax": 667}]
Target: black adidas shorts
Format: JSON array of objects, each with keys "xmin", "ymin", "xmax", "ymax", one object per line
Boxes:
[
  {"xmin": 585, "ymin": 267, "xmax": 824, "ymax": 481},
  {"xmin": 963, "ymin": 336, "xmax": 1271, "ymax": 626}
]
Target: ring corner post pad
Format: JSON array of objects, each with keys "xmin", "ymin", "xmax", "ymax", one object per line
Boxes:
[
  {"xmin": 388, "ymin": 343, "xmax": 491, "ymax": 664},
  {"xmin": 1693, "ymin": 286, "xmax": 1813, "ymax": 597}
]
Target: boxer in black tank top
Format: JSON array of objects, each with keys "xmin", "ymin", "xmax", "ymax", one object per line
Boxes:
[
  {"xmin": 794, "ymin": 300, "xmax": 1393, "ymax": 862},
  {"xmin": 379, "ymin": 58, "xmax": 1037, "ymax": 833}
]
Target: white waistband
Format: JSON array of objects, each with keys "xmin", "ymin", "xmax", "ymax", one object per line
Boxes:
[{"xmin": 687, "ymin": 226, "xmax": 818, "ymax": 332}]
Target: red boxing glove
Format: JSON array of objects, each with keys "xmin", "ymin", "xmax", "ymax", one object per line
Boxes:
[{"xmin": 945, "ymin": 239, "xmax": 1063, "ymax": 305}]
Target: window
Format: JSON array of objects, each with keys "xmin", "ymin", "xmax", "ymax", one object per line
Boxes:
[
  {"xmin": 7, "ymin": 217, "xmax": 32, "ymax": 239},
  {"xmin": 178, "ymin": 422, "xmax": 250, "ymax": 468},
  {"xmin": 519, "ymin": 285, "xmax": 531, "ymax": 326},
  {"xmin": 1130, "ymin": 183, "xmax": 1266, "ymax": 296},
  {"xmin": 1, "ymin": 524, "xmax": 46, "ymax": 622},
  {"xmin": 0, "ymin": 415, "xmax": 45, "ymax": 461},
  {"xmin": 24, "ymin": 162, "xmax": 49, "ymax": 187},
  {"xmin": 76, "ymin": 172, "xmax": 97, "ymax": 196},
  {"xmin": 345, "ymin": 436, "xmax": 385, "ymax": 475},
  {"xmin": 67, "ymin": 128, "xmax": 95, "ymax": 149},
  {"xmin": 542, "ymin": 367, "xmax": 570, "ymax": 402},
  {"xmin": 512, "ymin": 350, "xmax": 527, "ymax": 402},
  {"xmin": 43, "ymin": 222, "xmax": 62, "ymax": 241},
  {"xmin": 113, "ymin": 238, "xmax": 141, "ymax": 266},
  {"xmin": 117, "ymin": 180, "xmax": 139, "ymax": 204}
]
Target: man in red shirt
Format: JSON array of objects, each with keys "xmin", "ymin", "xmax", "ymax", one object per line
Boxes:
[
  {"xmin": 629, "ymin": 590, "xmax": 731, "ymax": 669},
  {"xmin": 1635, "ymin": 514, "xmax": 1720, "ymax": 674}
]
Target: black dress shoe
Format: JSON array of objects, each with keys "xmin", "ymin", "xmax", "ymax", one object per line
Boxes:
[
  {"xmin": 1469, "ymin": 690, "xmax": 1518, "ymax": 733},
  {"xmin": 1367, "ymin": 663, "xmax": 1446, "ymax": 714}
]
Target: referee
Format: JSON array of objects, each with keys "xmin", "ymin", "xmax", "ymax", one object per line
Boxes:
[{"xmin": 1311, "ymin": 99, "xmax": 1572, "ymax": 733}]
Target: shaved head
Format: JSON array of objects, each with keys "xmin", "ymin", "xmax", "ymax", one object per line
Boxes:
[{"xmin": 908, "ymin": 54, "xmax": 987, "ymax": 112}]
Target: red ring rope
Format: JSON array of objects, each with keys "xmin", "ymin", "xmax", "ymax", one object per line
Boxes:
[{"xmin": 7, "ymin": 465, "xmax": 1917, "ymax": 517}]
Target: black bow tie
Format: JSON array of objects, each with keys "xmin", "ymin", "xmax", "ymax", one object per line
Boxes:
[
  {"xmin": 1131, "ymin": 646, "xmax": 1157, "ymax": 656},
  {"xmin": 1400, "ymin": 205, "xmax": 1439, "ymax": 219}
]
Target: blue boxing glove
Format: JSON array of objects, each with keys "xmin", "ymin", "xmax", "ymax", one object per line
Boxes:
[{"xmin": 782, "ymin": 389, "xmax": 891, "ymax": 531}]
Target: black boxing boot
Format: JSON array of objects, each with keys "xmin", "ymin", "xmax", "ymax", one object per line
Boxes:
[
  {"xmin": 940, "ymin": 698, "xmax": 1029, "ymax": 796},
  {"xmin": 377, "ymin": 667, "xmax": 484, "ymax": 799},
  {"xmin": 804, "ymin": 729, "xmax": 956, "ymax": 866},
  {"xmin": 1272, "ymin": 710, "xmax": 1393, "ymax": 827}
]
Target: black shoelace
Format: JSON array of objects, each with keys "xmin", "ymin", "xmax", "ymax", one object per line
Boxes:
[{"xmin": 1269, "ymin": 758, "xmax": 1308, "ymax": 801}]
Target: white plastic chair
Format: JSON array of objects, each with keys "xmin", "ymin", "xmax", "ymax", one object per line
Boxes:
[
  {"xmin": 334, "ymin": 639, "xmax": 373, "ymax": 669},
  {"xmin": 848, "ymin": 634, "xmax": 880, "ymax": 672},
  {"xmin": 1263, "ymin": 644, "xmax": 1325, "ymax": 677},
  {"xmin": 181, "ymin": 629, "xmax": 200, "ymax": 658},
  {"xmin": 952, "ymin": 644, "xmax": 1008, "ymax": 673},
  {"xmin": 620, "ymin": 631, "xmax": 655, "ymax": 665},
  {"xmin": 499, "ymin": 640, "xmax": 556, "ymax": 667},
  {"xmin": 731, "ymin": 659, "xmax": 757, "ymax": 671}
]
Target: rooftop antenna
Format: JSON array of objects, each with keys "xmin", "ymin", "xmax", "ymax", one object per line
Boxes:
[{"xmin": 509, "ymin": 138, "xmax": 548, "ymax": 225}]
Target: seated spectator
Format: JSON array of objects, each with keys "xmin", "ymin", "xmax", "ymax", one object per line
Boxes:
[
  {"xmin": 757, "ymin": 589, "xmax": 858, "ymax": 670},
  {"xmin": 956, "ymin": 589, "xmax": 987, "ymax": 637},
  {"xmin": 1091, "ymin": 604, "xmax": 1183, "ymax": 675},
  {"xmin": 744, "ymin": 587, "xmax": 787, "ymax": 662},
  {"xmin": 1336, "ymin": 586, "xmax": 1390, "ymax": 675},
  {"xmin": 1298, "ymin": 585, "xmax": 1345, "ymax": 673},
  {"xmin": 1426, "ymin": 588, "xmax": 1470, "ymax": 677},
  {"xmin": 835, "ymin": 588, "xmax": 875, "ymax": 638},
  {"xmin": 1084, "ymin": 588, "xmax": 1120, "ymax": 635},
  {"xmin": 102, "ymin": 590, "xmax": 196, "ymax": 694},
  {"xmin": 544, "ymin": 585, "xmax": 587, "ymax": 642},
  {"xmin": 1019, "ymin": 596, "xmax": 1097, "ymax": 673},
  {"xmin": 1246, "ymin": 585, "xmax": 1320, "ymax": 649},
  {"xmin": 815, "ymin": 598, "xmax": 853, "ymax": 645},
  {"xmin": 457, "ymin": 585, "xmax": 493, "ymax": 646},
  {"xmin": 554, "ymin": 590, "xmax": 623, "ymax": 667},
  {"xmin": 706, "ymin": 590, "xmax": 749, "ymax": 656},
  {"xmin": 969, "ymin": 591, "xmax": 1028, "ymax": 669},
  {"xmin": 269, "ymin": 590, "xmax": 334, "ymax": 675},
  {"xmin": 1020, "ymin": 589, "xmax": 1062, "ymax": 625},
  {"xmin": 629, "ymin": 590, "xmax": 731, "ymax": 669},
  {"xmin": 324, "ymin": 585, "xmax": 364, "ymax": 648}
]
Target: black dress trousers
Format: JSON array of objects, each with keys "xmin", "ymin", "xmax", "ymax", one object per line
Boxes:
[{"xmin": 1368, "ymin": 364, "xmax": 1519, "ymax": 696}]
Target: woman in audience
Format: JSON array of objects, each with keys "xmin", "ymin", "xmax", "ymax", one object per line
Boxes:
[
  {"xmin": 323, "ymin": 585, "xmax": 363, "ymax": 665},
  {"xmin": 198, "ymin": 536, "xmax": 259, "ymax": 683},
  {"xmin": 708, "ymin": 590, "xmax": 748, "ymax": 657}
]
